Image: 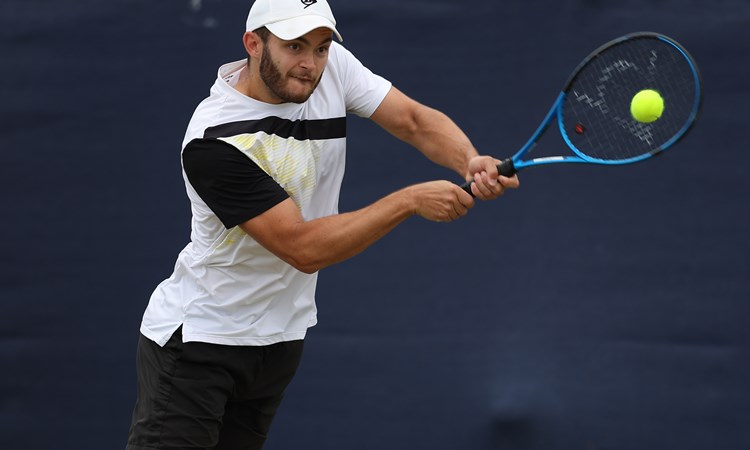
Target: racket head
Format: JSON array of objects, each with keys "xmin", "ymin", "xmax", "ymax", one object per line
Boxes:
[{"xmin": 559, "ymin": 32, "xmax": 702, "ymax": 165}]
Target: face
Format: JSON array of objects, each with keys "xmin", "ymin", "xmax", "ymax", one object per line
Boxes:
[{"xmin": 257, "ymin": 28, "xmax": 333, "ymax": 104}]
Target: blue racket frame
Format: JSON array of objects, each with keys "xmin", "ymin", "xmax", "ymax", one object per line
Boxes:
[{"xmin": 462, "ymin": 32, "xmax": 702, "ymax": 188}]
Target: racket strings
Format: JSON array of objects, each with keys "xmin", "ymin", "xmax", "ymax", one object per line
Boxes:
[{"xmin": 562, "ymin": 36, "xmax": 699, "ymax": 162}]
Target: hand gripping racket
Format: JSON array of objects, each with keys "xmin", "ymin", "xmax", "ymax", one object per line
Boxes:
[{"xmin": 462, "ymin": 31, "xmax": 702, "ymax": 194}]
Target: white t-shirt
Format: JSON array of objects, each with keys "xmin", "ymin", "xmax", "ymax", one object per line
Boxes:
[{"xmin": 140, "ymin": 42, "xmax": 392, "ymax": 346}]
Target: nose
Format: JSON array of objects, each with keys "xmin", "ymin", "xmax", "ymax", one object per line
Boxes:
[{"xmin": 298, "ymin": 50, "xmax": 315, "ymax": 70}]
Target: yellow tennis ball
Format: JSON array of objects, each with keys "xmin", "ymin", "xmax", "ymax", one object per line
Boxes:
[{"xmin": 630, "ymin": 89, "xmax": 664, "ymax": 123}]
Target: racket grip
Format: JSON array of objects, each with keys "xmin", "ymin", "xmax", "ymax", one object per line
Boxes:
[{"xmin": 460, "ymin": 159, "xmax": 517, "ymax": 196}]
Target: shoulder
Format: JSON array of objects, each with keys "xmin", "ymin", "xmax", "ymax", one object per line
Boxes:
[
  {"xmin": 326, "ymin": 42, "xmax": 365, "ymax": 73},
  {"xmin": 328, "ymin": 41, "xmax": 350, "ymax": 62}
]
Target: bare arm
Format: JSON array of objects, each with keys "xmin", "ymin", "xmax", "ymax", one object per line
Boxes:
[
  {"xmin": 370, "ymin": 86, "xmax": 519, "ymax": 198},
  {"xmin": 370, "ymin": 86, "xmax": 477, "ymax": 178},
  {"xmin": 238, "ymin": 87, "xmax": 516, "ymax": 274},
  {"xmin": 240, "ymin": 181, "xmax": 473, "ymax": 274}
]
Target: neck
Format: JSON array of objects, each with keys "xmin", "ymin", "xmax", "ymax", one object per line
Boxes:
[{"xmin": 234, "ymin": 61, "xmax": 283, "ymax": 104}]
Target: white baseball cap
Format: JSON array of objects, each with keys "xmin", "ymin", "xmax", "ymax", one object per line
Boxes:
[{"xmin": 246, "ymin": 0, "xmax": 343, "ymax": 42}]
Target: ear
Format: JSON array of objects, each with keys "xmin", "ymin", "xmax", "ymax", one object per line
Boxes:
[{"xmin": 243, "ymin": 31, "xmax": 263, "ymax": 58}]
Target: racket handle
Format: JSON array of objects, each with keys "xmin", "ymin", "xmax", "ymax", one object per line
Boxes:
[{"xmin": 460, "ymin": 159, "xmax": 517, "ymax": 196}]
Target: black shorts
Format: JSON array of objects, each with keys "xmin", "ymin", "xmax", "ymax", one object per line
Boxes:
[{"xmin": 126, "ymin": 328, "xmax": 304, "ymax": 450}]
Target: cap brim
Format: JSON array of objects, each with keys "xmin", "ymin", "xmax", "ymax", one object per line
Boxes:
[{"xmin": 266, "ymin": 15, "xmax": 343, "ymax": 42}]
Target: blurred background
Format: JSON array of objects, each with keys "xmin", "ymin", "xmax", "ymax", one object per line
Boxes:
[{"xmin": 1, "ymin": 0, "xmax": 748, "ymax": 449}]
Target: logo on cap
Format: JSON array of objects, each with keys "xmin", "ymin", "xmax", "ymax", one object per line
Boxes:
[{"xmin": 301, "ymin": 0, "xmax": 317, "ymax": 8}]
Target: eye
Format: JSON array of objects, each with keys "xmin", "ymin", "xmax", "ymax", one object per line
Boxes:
[
  {"xmin": 317, "ymin": 45, "xmax": 330, "ymax": 55},
  {"xmin": 288, "ymin": 43, "xmax": 301, "ymax": 51}
]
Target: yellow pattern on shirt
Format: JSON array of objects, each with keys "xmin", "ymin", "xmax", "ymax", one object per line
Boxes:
[{"xmin": 220, "ymin": 133, "xmax": 322, "ymax": 209}]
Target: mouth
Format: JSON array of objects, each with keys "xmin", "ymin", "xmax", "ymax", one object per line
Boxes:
[{"xmin": 291, "ymin": 74, "xmax": 315, "ymax": 83}]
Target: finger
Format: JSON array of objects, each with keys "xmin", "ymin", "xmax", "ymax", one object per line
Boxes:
[
  {"xmin": 476, "ymin": 157, "xmax": 500, "ymax": 180},
  {"xmin": 456, "ymin": 186, "xmax": 475, "ymax": 208},
  {"xmin": 452, "ymin": 200, "xmax": 467, "ymax": 218},
  {"xmin": 482, "ymin": 170, "xmax": 498, "ymax": 187},
  {"xmin": 471, "ymin": 172, "xmax": 492, "ymax": 198},
  {"xmin": 473, "ymin": 173, "xmax": 505, "ymax": 199},
  {"xmin": 499, "ymin": 174, "xmax": 520, "ymax": 189}
]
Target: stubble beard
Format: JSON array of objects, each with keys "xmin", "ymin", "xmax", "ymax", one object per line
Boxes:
[{"xmin": 259, "ymin": 47, "xmax": 322, "ymax": 104}]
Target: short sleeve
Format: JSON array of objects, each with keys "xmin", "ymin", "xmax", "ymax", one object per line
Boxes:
[
  {"xmin": 182, "ymin": 138, "xmax": 289, "ymax": 229},
  {"xmin": 330, "ymin": 43, "xmax": 392, "ymax": 118}
]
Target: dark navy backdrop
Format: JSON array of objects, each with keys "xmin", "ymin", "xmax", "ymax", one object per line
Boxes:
[{"xmin": 2, "ymin": 1, "xmax": 748, "ymax": 449}]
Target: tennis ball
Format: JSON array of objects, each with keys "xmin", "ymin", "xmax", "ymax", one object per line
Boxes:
[{"xmin": 630, "ymin": 89, "xmax": 664, "ymax": 123}]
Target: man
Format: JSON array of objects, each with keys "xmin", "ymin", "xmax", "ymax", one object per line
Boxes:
[{"xmin": 126, "ymin": 0, "xmax": 519, "ymax": 449}]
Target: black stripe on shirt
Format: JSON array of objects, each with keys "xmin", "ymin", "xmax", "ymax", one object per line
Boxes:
[{"xmin": 204, "ymin": 116, "xmax": 347, "ymax": 141}]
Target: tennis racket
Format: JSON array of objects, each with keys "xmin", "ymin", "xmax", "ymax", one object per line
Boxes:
[{"xmin": 462, "ymin": 31, "xmax": 702, "ymax": 195}]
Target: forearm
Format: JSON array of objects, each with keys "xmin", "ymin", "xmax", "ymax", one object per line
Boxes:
[
  {"xmin": 400, "ymin": 107, "xmax": 519, "ymax": 200},
  {"xmin": 284, "ymin": 190, "xmax": 415, "ymax": 273},
  {"xmin": 371, "ymin": 88, "xmax": 479, "ymax": 180},
  {"xmin": 242, "ymin": 190, "xmax": 415, "ymax": 274},
  {"xmin": 241, "ymin": 181, "xmax": 471, "ymax": 274},
  {"xmin": 401, "ymin": 106, "xmax": 479, "ymax": 180}
]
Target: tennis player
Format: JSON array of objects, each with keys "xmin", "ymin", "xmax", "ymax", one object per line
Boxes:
[{"xmin": 125, "ymin": 0, "xmax": 519, "ymax": 449}]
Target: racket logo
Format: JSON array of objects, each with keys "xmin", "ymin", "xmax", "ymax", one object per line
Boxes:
[
  {"xmin": 573, "ymin": 60, "xmax": 639, "ymax": 115},
  {"xmin": 614, "ymin": 117, "xmax": 655, "ymax": 145}
]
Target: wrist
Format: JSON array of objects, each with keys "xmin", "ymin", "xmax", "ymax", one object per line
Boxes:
[
  {"xmin": 394, "ymin": 186, "xmax": 419, "ymax": 217},
  {"xmin": 464, "ymin": 154, "xmax": 481, "ymax": 180}
]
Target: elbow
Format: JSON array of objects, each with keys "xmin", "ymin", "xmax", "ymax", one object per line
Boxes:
[
  {"xmin": 291, "ymin": 261, "xmax": 320, "ymax": 275},
  {"xmin": 284, "ymin": 251, "xmax": 325, "ymax": 275},
  {"xmin": 397, "ymin": 113, "xmax": 420, "ymax": 142}
]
